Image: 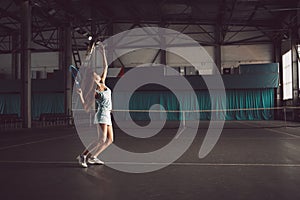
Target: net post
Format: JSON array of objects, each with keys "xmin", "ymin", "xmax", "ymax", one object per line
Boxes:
[
  {"xmin": 283, "ymin": 107, "xmax": 287, "ymax": 128},
  {"xmin": 182, "ymin": 110, "xmax": 186, "ymax": 128},
  {"xmin": 90, "ymin": 112, "xmax": 92, "ymax": 126}
]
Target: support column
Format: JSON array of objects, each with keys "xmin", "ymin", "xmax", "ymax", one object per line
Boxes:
[
  {"xmin": 11, "ymin": 33, "xmax": 19, "ymax": 80},
  {"xmin": 214, "ymin": 24, "xmax": 222, "ymax": 74},
  {"xmin": 291, "ymin": 29, "xmax": 299, "ymax": 106},
  {"xmin": 20, "ymin": 0, "xmax": 32, "ymax": 128},
  {"xmin": 64, "ymin": 24, "xmax": 73, "ymax": 118},
  {"xmin": 273, "ymin": 39, "xmax": 283, "ymax": 119},
  {"xmin": 58, "ymin": 27, "xmax": 65, "ymax": 71},
  {"xmin": 159, "ymin": 23, "xmax": 167, "ymax": 66},
  {"xmin": 158, "ymin": 22, "xmax": 167, "ymax": 75},
  {"xmin": 58, "ymin": 25, "xmax": 72, "ymax": 120}
]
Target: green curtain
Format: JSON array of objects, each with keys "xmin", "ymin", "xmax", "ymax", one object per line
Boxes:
[
  {"xmin": 0, "ymin": 94, "xmax": 21, "ymax": 116},
  {"xmin": 31, "ymin": 93, "xmax": 64, "ymax": 119},
  {"xmin": 0, "ymin": 93, "xmax": 64, "ymax": 119},
  {"xmin": 225, "ymin": 89, "xmax": 274, "ymax": 120},
  {"xmin": 1, "ymin": 89, "xmax": 274, "ymax": 121},
  {"xmin": 124, "ymin": 88, "xmax": 274, "ymax": 121}
]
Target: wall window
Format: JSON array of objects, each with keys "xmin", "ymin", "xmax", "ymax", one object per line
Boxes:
[
  {"xmin": 282, "ymin": 50, "xmax": 293, "ymax": 100},
  {"xmin": 298, "ymin": 45, "xmax": 300, "ymax": 90}
]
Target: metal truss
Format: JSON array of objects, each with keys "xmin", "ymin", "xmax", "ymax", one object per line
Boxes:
[{"xmin": 0, "ymin": 0, "xmax": 299, "ymax": 54}]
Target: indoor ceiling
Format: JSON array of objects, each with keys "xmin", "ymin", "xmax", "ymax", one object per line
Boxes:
[{"xmin": 0, "ymin": 0, "xmax": 299, "ymax": 52}]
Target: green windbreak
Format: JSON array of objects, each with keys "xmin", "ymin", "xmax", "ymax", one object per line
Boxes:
[
  {"xmin": 1, "ymin": 89, "xmax": 274, "ymax": 120},
  {"xmin": 122, "ymin": 88, "xmax": 274, "ymax": 121},
  {"xmin": 31, "ymin": 93, "xmax": 64, "ymax": 119},
  {"xmin": 0, "ymin": 94, "xmax": 21, "ymax": 116},
  {"xmin": 0, "ymin": 93, "xmax": 64, "ymax": 119},
  {"xmin": 225, "ymin": 89, "xmax": 274, "ymax": 120}
]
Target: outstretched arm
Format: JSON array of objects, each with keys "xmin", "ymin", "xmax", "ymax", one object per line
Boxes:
[
  {"xmin": 77, "ymin": 88, "xmax": 90, "ymax": 112},
  {"xmin": 85, "ymin": 41, "xmax": 96, "ymax": 61},
  {"xmin": 100, "ymin": 44, "xmax": 108, "ymax": 83}
]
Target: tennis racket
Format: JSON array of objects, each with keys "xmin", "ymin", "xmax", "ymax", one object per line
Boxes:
[{"xmin": 69, "ymin": 65, "xmax": 81, "ymax": 88}]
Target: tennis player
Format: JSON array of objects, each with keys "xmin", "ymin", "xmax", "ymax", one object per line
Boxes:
[{"xmin": 76, "ymin": 43, "xmax": 114, "ymax": 168}]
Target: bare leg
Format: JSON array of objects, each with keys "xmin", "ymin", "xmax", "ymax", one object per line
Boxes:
[
  {"xmin": 93, "ymin": 124, "xmax": 114, "ymax": 157},
  {"xmin": 89, "ymin": 123, "xmax": 108, "ymax": 156},
  {"xmin": 81, "ymin": 142, "xmax": 97, "ymax": 156},
  {"xmin": 81, "ymin": 124, "xmax": 106, "ymax": 156}
]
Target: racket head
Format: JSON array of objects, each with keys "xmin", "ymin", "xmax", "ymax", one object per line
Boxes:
[{"xmin": 69, "ymin": 65, "xmax": 81, "ymax": 88}]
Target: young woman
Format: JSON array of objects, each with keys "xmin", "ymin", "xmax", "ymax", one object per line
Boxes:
[{"xmin": 76, "ymin": 44, "xmax": 114, "ymax": 168}]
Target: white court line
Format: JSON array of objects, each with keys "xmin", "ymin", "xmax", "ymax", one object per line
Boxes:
[
  {"xmin": 285, "ymin": 126, "xmax": 300, "ymax": 130},
  {"xmin": 175, "ymin": 127, "xmax": 186, "ymax": 139},
  {"xmin": 0, "ymin": 134, "xmax": 75, "ymax": 151},
  {"xmin": 0, "ymin": 160, "xmax": 300, "ymax": 167},
  {"xmin": 236, "ymin": 121, "xmax": 300, "ymax": 138},
  {"xmin": 0, "ymin": 160, "xmax": 76, "ymax": 164},
  {"xmin": 264, "ymin": 128, "xmax": 300, "ymax": 138},
  {"xmin": 105, "ymin": 162, "xmax": 300, "ymax": 167}
]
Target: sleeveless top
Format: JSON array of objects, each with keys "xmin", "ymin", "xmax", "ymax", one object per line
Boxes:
[{"xmin": 95, "ymin": 87, "xmax": 112, "ymax": 112}]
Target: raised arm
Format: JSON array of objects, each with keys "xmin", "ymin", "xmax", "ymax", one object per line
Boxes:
[
  {"xmin": 100, "ymin": 44, "xmax": 108, "ymax": 83},
  {"xmin": 85, "ymin": 41, "xmax": 96, "ymax": 61}
]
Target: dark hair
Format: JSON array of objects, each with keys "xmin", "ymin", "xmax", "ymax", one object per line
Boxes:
[{"xmin": 95, "ymin": 85, "xmax": 100, "ymax": 99}]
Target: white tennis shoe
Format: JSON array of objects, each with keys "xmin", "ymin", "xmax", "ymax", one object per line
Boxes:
[
  {"xmin": 76, "ymin": 155, "xmax": 88, "ymax": 168},
  {"xmin": 88, "ymin": 156, "xmax": 104, "ymax": 165}
]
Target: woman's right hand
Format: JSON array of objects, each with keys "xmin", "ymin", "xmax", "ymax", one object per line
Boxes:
[{"xmin": 77, "ymin": 88, "xmax": 83, "ymax": 96}]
